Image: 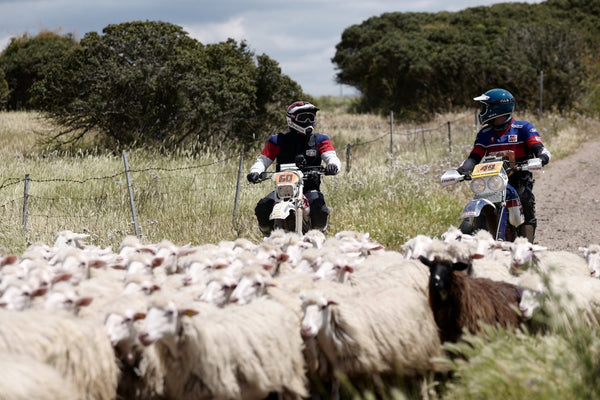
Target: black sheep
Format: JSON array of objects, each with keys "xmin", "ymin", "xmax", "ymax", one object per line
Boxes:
[{"xmin": 419, "ymin": 255, "xmax": 523, "ymax": 343}]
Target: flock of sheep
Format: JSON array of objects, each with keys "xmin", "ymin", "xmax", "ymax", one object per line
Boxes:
[{"xmin": 0, "ymin": 227, "xmax": 599, "ymax": 400}]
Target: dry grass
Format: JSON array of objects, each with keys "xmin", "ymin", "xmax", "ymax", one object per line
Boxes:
[{"xmin": 1, "ymin": 108, "xmax": 599, "ymax": 254}]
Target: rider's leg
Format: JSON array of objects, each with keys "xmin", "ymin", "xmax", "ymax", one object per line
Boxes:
[
  {"xmin": 516, "ymin": 183, "xmax": 537, "ymax": 243},
  {"xmin": 305, "ymin": 190, "xmax": 329, "ymax": 232},
  {"xmin": 255, "ymin": 195, "xmax": 275, "ymax": 236}
]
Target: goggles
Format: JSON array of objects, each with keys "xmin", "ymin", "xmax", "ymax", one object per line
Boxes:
[
  {"xmin": 294, "ymin": 112, "xmax": 316, "ymax": 124},
  {"xmin": 478, "ymin": 102, "xmax": 488, "ymax": 116}
]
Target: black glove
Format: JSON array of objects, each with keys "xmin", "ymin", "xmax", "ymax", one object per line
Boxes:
[
  {"xmin": 456, "ymin": 166, "xmax": 471, "ymax": 178},
  {"xmin": 540, "ymin": 153, "xmax": 550, "ymax": 166},
  {"xmin": 247, "ymin": 172, "xmax": 260, "ymax": 183},
  {"xmin": 325, "ymin": 164, "xmax": 339, "ymax": 175}
]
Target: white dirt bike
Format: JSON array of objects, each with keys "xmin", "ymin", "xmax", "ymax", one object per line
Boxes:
[
  {"xmin": 441, "ymin": 150, "xmax": 542, "ymax": 241},
  {"xmin": 258, "ymin": 156, "xmax": 327, "ymax": 235}
]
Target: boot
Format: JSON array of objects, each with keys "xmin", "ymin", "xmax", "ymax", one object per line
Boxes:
[
  {"xmin": 259, "ymin": 225, "xmax": 272, "ymax": 237},
  {"xmin": 518, "ymin": 224, "xmax": 535, "ymax": 243}
]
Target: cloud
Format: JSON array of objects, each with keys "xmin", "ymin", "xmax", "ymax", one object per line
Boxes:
[{"xmin": 183, "ymin": 16, "xmax": 246, "ymax": 44}]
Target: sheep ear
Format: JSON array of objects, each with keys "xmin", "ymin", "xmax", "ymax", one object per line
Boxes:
[
  {"xmin": 76, "ymin": 297, "xmax": 93, "ymax": 307},
  {"xmin": 452, "ymin": 262, "xmax": 470, "ymax": 272},
  {"xmin": 134, "ymin": 313, "xmax": 146, "ymax": 320},
  {"xmin": 418, "ymin": 255, "xmax": 433, "ymax": 268},
  {"xmin": 180, "ymin": 308, "xmax": 199, "ymax": 317},
  {"xmin": 327, "ymin": 298, "xmax": 339, "ymax": 306},
  {"xmin": 532, "ymin": 245, "xmax": 547, "ymax": 252}
]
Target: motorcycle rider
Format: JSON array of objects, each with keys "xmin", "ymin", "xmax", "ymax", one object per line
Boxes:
[
  {"xmin": 456, "ymin": 88, "xmax": 551, "ymax": 243},
  {"xmin": 247, "ymin": 101, "xmax": 341, "ymax": 236}
]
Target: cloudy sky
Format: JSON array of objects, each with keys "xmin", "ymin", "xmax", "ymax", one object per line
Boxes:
[{"xmin": 0, "ymin": 0, "xmax": 543, "ymax": 97}]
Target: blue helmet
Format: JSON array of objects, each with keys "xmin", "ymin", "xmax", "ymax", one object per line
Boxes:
[{"xmin": 474, "ymin": 88, "xmax": 515, "ymax": 125}]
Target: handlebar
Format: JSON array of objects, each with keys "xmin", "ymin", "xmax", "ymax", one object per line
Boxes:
[{"xmin": 257, "ymin": 166, "xmax": 331, "ymax": 183}]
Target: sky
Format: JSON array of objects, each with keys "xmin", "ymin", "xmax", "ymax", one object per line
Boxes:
[{"xmin": 0, "ymin": 0, "xmax": 544, "ymax": 97}]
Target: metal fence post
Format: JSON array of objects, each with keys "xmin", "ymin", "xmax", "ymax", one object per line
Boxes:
[
  {"xmin": 22, "ymin": 174, "xmax": 30, "ymax": 231},
  {"xmin": 122, "ymin": 151, "xmax": 141, "ymax": 237}
]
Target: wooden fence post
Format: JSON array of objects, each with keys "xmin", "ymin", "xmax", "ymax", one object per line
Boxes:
[
  {"xmin": 345, "ymin": 143, "xmax": 351, "ymax": 173},
  {"xmin": 233, "ymin": 152, "xmax": 243, "ymax": 218},
  {"xmin": 447, "ymin": 121, "xmax": 452, "ymax": 153},
  {"xmin": 122, "ymin": 151, "xmax": 141, "ymax": 237},
  {"xmin": 22, "ymin": 174, "xmax": 30, "ymax": 232}
]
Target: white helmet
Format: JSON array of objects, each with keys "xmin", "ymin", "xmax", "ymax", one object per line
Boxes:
[{"xmin": 286, "ymin": 101, "xmax": 319, "ymax": 135}]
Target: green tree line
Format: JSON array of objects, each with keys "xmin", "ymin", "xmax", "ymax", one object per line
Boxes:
[{"xmin": 333, "ymin": 0, "xmax": 600, "ymax": 119}]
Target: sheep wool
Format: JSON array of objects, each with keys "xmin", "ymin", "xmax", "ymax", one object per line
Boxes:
[{"xmin": 0, "ymin": 309, "xmax": 120, "ymax": 400}]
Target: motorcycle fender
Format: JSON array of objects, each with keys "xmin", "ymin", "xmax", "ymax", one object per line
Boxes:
[
  {"xmin": 461, "ymin": 199, "xmax": 496, "ymax": 219},
  {"xmin": 270, "ymin": 202, "xmax": 295, "ymax": 221}
]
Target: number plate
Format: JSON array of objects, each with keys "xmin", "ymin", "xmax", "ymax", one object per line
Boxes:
[
  {"xmin": 472, "ymin": 161, "xmax": 502, "ymax": 178},
  {"xmin": 275, "ymin": 172, "xmax": 299, "ymax": 185}
]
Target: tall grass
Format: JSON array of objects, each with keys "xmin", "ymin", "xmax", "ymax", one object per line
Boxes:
[{"xmin": 1, "ymin": 109, "xmax": 599, "ymax": 254}]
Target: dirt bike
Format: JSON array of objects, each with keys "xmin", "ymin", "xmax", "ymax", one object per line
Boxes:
[
  {"xmin": 441, "ymin": 150, "xmax": 543, "ymax": 241},
  {"xmin": 257, "ymin": 155, "xmax": 328, "ymax": 235}
]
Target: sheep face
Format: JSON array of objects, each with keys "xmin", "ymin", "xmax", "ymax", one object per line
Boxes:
[
  {"xmin": 138, "ymin": 303, "xmax": 181, "ymax": 346},
  {"xmin": 199, "ymin": 276, "xmax": 238, "ymax": 306},
  {"xmin": 505, "ymin": 238, "xmax": 547, "ymax": 273},
  {"xmin": 519, "ymin": 289, "xmax": 541, "ymax": 319},
  {"xmin": 300, "ymin": 294, "xmax": 337, "ymax": 339},
  {"xmin": 229, "ymin": 270, "xmax": 273, "ymax": 305},
  {"xmin": 419, "ymin": 256, "xmax": 469, "ymax": 301},
  {"xmin": 579, "ymin": 245, "xmax": 600, "ymax": 278}
]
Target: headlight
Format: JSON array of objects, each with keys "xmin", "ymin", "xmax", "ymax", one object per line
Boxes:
[
  {"xmin": 487, "ymin": 175, "xmax": 504, "ymax": 191},
  {"xmin": 470, "ymin": 178, "xmax": 486, "ymax": 194},
  {"xmin": 276, "ymin": 184, "xmax": 295, "ymax": 199}
]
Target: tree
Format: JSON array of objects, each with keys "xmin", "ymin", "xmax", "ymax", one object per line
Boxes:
[
  {"xmin": 0, "ymin": 30, "xmax": 78, "ymax": 110},
  {"xmin": 30, "ymin": 21, "xmax": 305, "ymax": 149},
  {"xmin": 0, "ymin": 68, "xmax": 8, "ymax": 109},
  {"xmin": 333, "ymin": 2, "xmax": 600, "ymax": 118}
]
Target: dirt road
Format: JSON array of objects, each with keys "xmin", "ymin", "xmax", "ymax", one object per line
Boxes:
[{"xmin": 534, "ymin": 138, "xmax": 600, "ymax": 252}]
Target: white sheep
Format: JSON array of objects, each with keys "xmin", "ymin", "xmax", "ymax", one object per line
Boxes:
[
  {"xmin": 579, "ymin": 244, "xmax": 600, "ymax": 278},
  {"xmin": 0, "ymin": 309, "xmax": 120, "ymax": 400},
  {"xmin": 299, "ymin": 285, "xmax": 443, "ymax": 399},
  {"xmin": 518, "ymin": 270, "xmax": 600, "ymax": 327},
  {"xmin": 137, "ymin": 296, "xmax": 308, "ymax": 400},
  {"xmin": 505, "ymin": 238, "xmax": 589, "ymax": 277},
  {"xmin": 401, "ymin": 234, "xmax": 433, "ymax": 260},
  {"xmin": 0, "ymin": 352, "xmax": 80, "ymax": 400}
]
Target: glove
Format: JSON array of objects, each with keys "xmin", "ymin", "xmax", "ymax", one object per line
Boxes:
[
  {"xmin": 456, "ymin": 166, "xmax": 471, "ymax": 178},
  {"xmin": 540, "ymin": 153, "xmax": 550, "ymax": 166},
  {"xmin": 247, "ymin": 172, "xmax": 260, "ymax": 183},
  {"xmin": 325, "ymin": 164, "xmax": 339, "ymax": 175}
]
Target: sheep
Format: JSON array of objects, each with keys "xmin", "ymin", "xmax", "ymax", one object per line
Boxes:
[
  {"xmin": 418, "ymin": 255, "xmax": 523, "ymax": 343},
  {"xmin": 401, "ymin": 234, "xmax": 433, "ymax": 260},
  {"xmin": 347, "ymin": 251, "xmax": 430, "ymax": 294},
  {"xmin": 518, "ymin": 269, "xmax": 600, "ymax": 328},
  {"xmin": 137, "ymin": 295, "xmax": 308, "ymax": 400},
  {"xmin": 0, "ymin": 352, "xmax": 80, "ymax": 400},
  {"xmin": 579, "ymin": 244, "xmax": 600, "ymax": 278},
  {"xmin": 505, "ymin": 238, "xmax": 589, "ymax": 277},
  {"xmin": 299, "ymin": 285, "xmax": 444, "ymax": 399},
  {"xmin": 0, "ymin": 308, "xmax": 120, "ymax": 400}
]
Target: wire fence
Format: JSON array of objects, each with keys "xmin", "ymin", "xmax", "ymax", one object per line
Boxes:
[{"xmin": 0, "ymin": 113, "xmax": 477, "ymax": 249}]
